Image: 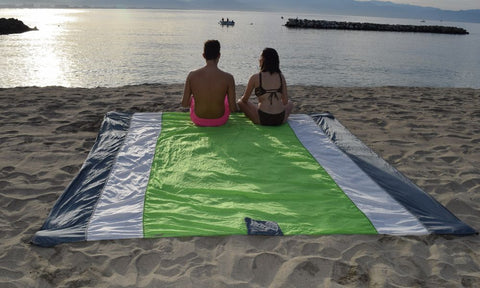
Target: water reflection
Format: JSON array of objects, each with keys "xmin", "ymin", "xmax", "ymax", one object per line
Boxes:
[
  {"xmin": 24, "ymin": 43, "xmax": 66, "ymax": 86},
  {"xmin": 1, "ymin": 9, "xmax": 81, "ymax": 87},
  {"xmin": 1, "ymin": 9, "xmax": 479, "ymax": 88}
]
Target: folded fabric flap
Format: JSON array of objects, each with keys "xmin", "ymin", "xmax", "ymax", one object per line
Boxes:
[{"xmin": 245, "ymin": 217, "xmax": 284, "ymax": 236}]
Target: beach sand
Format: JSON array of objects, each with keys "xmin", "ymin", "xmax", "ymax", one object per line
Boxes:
[{"xmin": 1, "ymin": 84, "xmax": 479, "ymax": 287}]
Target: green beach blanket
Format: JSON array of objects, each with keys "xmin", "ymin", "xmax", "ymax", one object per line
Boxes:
[
  {"xmin": 144, "ymin": 113, "xmax": 374, "ymax": 237},
  {"xmin": 32, "ymin": 112, "xmax": 475, "ymax": 246}
]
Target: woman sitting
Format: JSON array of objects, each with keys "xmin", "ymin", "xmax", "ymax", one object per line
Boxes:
[{"xmin": 237, "ymin": 48, "xmax": 293, "ymax": 126}]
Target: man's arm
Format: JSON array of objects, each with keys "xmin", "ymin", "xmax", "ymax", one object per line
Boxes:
[
  {"xmin": 227, "ymin": 74, "xmax": 237, "ymax": 112},
  {"xmin": 181, "ymin": 73, "xmax": 192, "ymax": 108}
]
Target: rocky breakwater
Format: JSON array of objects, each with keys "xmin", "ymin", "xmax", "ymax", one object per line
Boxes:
[
  {"xmin": 285, "ymin": 18, "xmax": 469, "ymax": 35},
  {"xmin": 0, "ymin": 18, "xmax": 38, "ymax": 35}
]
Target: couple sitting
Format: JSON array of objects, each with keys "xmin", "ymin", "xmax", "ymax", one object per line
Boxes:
[{"xmin": 181, "ymin": 40, "xmax": 294, "ymax": 127}]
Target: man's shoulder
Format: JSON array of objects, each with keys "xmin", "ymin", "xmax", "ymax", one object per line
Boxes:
[
  {"xmin": 188, "ymin": 67, "xmax": 203, "ymax": 76},
  {"xmin": 219, "ymin": 69, "xmax": 234, "ymax": 81},
  {"xmin": 187, "ymin": 68, "xmax": 206, "ymax": 81},
  {"xmin": 224, "ymin": 71, "xmax": 235, "ymax": 80},
  {"xmin": 189, "ymin": 67, "xmax": 234, "ymax": 82}
]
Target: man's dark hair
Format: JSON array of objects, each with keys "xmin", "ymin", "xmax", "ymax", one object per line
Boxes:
[
  {"xmin": 261, "ymin": 48, "xmax": 281, "ymax": 74},
  {"xmin": 204, "ymin": 40, "xmax": 221, "ymax": 60}
]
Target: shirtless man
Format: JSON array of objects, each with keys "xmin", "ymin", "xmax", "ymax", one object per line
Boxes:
[{"xmin": 182, "ymin": 40, "xmax": 236, "ymax": 126}]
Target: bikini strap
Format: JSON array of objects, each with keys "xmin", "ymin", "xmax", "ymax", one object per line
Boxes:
[
  {"xmin": 260, "ymin": 72, "xmax": 283, "ymax": 92},
  {"xmin": 256, "ymin": 72, "xmax": 282, "ymax": 105}
]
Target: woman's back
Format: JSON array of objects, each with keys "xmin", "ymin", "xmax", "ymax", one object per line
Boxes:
[
  {"xmin": 237, "ymin": 47, "xmax": 293, "ymax": 126},
  {"xmin": 255, "ymin": 72, "xmax": 285, "ymax": 114}
]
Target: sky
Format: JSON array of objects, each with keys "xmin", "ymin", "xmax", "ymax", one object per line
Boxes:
[
  {"xmin": 2, "ymin": 0, "xmax": 479, "ymax": 11},
  {"xmin": 357, "ymin": 0, "xmax": 480, "ymax": 10}
]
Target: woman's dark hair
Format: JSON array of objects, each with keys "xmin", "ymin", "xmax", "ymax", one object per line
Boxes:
[
  {"xmin": 204, "ymin": 40, "xmax": 221, "ymax": 60},
  {"xmin": 261, "ymin": 48, "xmax": 281, "ymax": 74}
]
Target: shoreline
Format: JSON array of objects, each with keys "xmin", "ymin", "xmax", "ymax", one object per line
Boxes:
[
  {"xmin": 3, "ymin": 83, "xmax": 480, "ymax": 89},
  {"xmin": 1, "ymin": 85, "xmax": 479, "ymax": 287}
]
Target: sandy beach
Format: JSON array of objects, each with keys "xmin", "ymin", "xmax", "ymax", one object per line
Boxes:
[{"xmin": 1, "ymin": 84, "xmax": 479, "ymax": 287}]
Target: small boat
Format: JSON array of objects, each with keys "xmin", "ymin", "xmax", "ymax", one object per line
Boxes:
[{"xmin": 219, "ymin": 20, "xmax": 235, "ymax": 26}]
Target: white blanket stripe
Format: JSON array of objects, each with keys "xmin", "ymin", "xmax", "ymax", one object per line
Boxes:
[
  {"xmin": 288, "ymin": 114, "xmax": 428, "ymax": 234},
  {"xmin": 86, "ymin": 113, "xmax": 163, "ymax": 240}
]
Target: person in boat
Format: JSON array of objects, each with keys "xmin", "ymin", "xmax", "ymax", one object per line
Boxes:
[
  {"xmin": 182, "ymin": 40, "xmax": 237, "ymax": 127},
  {"xmin": 237, "ymin": 48, "xmax": 293, "ymax": 126}
]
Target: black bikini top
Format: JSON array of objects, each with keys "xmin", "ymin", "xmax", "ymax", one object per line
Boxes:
[{"xmin": 254, "ymin": 72, "xmax": 283, "ymax": 105}]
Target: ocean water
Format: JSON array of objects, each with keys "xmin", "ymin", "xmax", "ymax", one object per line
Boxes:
[{"xmin": 1, "ymin": 8, "xmax": 479, "ymax": 88}]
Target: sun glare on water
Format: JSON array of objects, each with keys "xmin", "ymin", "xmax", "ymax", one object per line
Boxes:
[{"xmin": 3, "ymin": 9, "xmax": 83, "ymax": 87}]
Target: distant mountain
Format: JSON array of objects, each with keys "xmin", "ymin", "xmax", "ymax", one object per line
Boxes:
[
  {"xmin": 336, "ymin": 1, "xmax": 480, "ymax": 23},
  {"xmin": 3, "ymin": 0, "xmax": 480, "ymax": 23},
  {"xmin": 243, "ymin": 0, "xmax": 480, "ymax": 23}
]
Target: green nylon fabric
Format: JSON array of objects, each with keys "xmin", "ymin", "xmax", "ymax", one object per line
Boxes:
[{"xmin": 143, "ymin": 112, "xmax": 376, "ymax": 237}]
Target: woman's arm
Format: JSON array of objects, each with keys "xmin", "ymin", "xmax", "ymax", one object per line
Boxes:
[
  {"xmin": 239, "ymin": 74, "xmax": 257, "ymax": 103},
  {"xmin": 281, "ymin": 73, "xmax": 289, "ymax": 105}
]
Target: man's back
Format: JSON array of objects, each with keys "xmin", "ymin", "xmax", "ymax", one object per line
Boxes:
[
  {"xmin": 184, "ymin": 65, "xmax": 236, "ymax": 119},
  {"xmin": 182, "ymin": 39, "xmax": 236, "ymax": 124}
]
